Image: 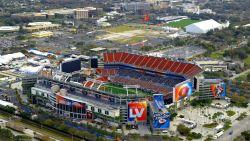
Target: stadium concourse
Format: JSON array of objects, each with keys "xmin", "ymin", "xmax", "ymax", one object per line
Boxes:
[{"xmin": 93, "ymin": 52, "xmax": 203, "ymax": 100}]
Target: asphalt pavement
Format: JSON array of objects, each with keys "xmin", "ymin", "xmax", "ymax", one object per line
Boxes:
[{"xmin": 216, "ymin": 114, "xmax": 250, "ymax": 141}]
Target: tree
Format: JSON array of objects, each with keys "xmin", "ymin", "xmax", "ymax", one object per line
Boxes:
[
  {"xmin": 68, "ymin": 128, "xmax": 77, "ymax": 140},
  {"xmin": 15, "ymin": 135, "xmax": 32, "ymax": 141},
  {"xmin": 230, "ymin": 94, "xmax": 248, "ymax": 107},
  {"xmin": 247, "ymin": 73, "xmax": 250, "ymax": 81},
  {"xmin": 0, "ymin": 128, "xmax": 14, "ymax": 139},
  {"xmin": 42, "ymin": 119, "xmax": 54, "ymax": 127},
  {"xmin": 177, "ymin": 124, "xmax": 191, "ymax": 136},
  {"xmin": 21, "ymin": 49, "xmax": 28, "ymax": 54},
  {"xmin": 58, "ymin": 124, "xmax": 68, "ymax": 132},
  {"xmin": 241, "ymin": 131, "xmax": 250, "ymax": 140}
]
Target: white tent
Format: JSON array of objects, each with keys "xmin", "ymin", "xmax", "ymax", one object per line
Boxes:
[
  {"xmin": 185, "ymin": 19, "xmax": 222, "ymax": 34},
  {"xmin": 0, "ymin": 99, "xmax": 17, "ymax": 109},
  {"xmin": 0, "ymin": 52, "xmax": 25, "ymax": 65},
  {"xmin": 19, "ymin": 66, "xmax": 44, "ymax": 74}
]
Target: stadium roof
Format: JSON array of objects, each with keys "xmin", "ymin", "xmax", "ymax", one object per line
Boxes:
[{"xmin": 185, "ymin": 19, "xmax": 222, "ymax": 34}]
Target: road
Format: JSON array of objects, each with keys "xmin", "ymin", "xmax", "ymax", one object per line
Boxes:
[
  {"xmin": 230, "ymin": 68, "xmax": 250, "ymax": 80},
  {"xmin": 0, "ymin": 110, "xmax": 78, "ymax": 141},
  {"xmin": 216, "ymin": 114, "xmax": 250, "ymax": 141}
]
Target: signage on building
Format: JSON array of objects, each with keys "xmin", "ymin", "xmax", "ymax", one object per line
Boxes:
[{"xmin": 128, "ymin": 101, "xmax": 147, "ymax": 122}]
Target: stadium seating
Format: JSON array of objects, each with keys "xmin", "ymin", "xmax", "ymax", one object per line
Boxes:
[
  {"xmin": 100, "ymin": 52, "xmax": 203, "ymax": 96},
  {"xmin": 103, "ymin": 52, "xmax": 202, "ymax": 78},
  {"xmin": 109, "ymin": 76, "xmax": 171, "ymax": 96},
  {"xmin": 117, "ymin": 69, "xmax": 183, "ymax": 87},
  {"xmin": 96, "ymin": 76, "xmax": 109, "ymax": 82},
  {"xmin": 83, "ymin": 81, "xmax": 94, "ymax": 88},
  {"xmin": 96, "ymin": 68, "xmax": 118, "ymax": 76}
]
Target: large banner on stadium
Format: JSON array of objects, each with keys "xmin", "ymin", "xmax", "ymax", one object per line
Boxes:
[
  {"xmin": 173, "ymin": 80, "xmax": 192, "ymax": 102},
  {"xmin": 56, "ymin": 95, "xmax": 85, "ymax": 108},
  {"xmin": 153, "ymin": 112, "xmax": 170, "ymax": 129},
  {"xmin": 153, "ymin": 94, "xmax": 165, "ymax": 110},
  {"xmin": 210, "ymin": 83, "xmax": 226, "ymax": 97},
  {"xmin": 128, "ymin": 101, "xmax": 147, "ymax": 122}
]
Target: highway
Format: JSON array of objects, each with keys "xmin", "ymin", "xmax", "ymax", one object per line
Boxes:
[{"xmin": 216, "ymin": 114, "xmax": 250, "ymax": 141}]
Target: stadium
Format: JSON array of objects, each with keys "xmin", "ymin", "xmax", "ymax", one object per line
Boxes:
[{"xmin": 31, "ymin": 51, "xmax": 203, "ymax": 128}]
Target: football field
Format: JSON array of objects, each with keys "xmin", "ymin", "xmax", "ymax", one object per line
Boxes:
[{"xmin": 99, "ymin": 83, "xmax": 151, "ymax": 95}]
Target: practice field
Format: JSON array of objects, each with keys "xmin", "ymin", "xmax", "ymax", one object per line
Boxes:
[
  {"xmin": 166, "ymin": 19, "xmax": 202, "ymax": 28},
  {"xmin": 99, "ymin": 83, "xmax": 151, "ymax": 95},
  {"xmin": 105, "ymin": 25, "xmax": 138, "ymax": 33},
  {"xmin": 96, "ymin": 26, "xmax": 160, "ymax": 44}
]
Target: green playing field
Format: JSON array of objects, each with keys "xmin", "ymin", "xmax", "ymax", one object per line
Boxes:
[{"xmin": 99, "ymin": 83, "xmax": 151, "ymax": 95}]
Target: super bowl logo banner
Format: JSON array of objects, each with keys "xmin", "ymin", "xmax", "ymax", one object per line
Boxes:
[
  {"xmin": 174, "ymin": 81, "xmax": 192, "ymax": 102},
  {"xmin": 210, "ymin": 83, "xmax": 226, "ymax": 97},
  {"xmin": 153, "ymin": 112, "xmax": 170, "ymax": 129},
  {"xmin": 128, "ymin": 101, "xmax": 147, "ymax": 122}
]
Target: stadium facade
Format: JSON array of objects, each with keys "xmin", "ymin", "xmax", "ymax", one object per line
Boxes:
[
  {"xmin": 30, "ymin": 52, "xmax": 203, "ymax": 127},
  {"xmin": 195, "ymin": 78, "xmax": 226, "ymax": 100}
]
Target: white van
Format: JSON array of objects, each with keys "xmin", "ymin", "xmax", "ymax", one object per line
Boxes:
[{"xmin": 213, "ymin": 131, "xmax": 224, "ymax": 139}]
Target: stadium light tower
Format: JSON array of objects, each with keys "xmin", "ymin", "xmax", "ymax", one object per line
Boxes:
[{"xmin": 123, "ymin": 85, "xmax": 140, "ymax": 96}]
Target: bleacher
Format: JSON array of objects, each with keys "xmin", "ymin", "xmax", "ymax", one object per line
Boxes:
[
  {"xmin": 96, "ymin": 68, "xmax": 118, "ymax": 76},
  {"xmin": 103, "ymin": 52, "xmax": 202, "ymax": 78},
  {"xmin": 110, "ymin": 76, "xmax": 171, "ymax": 96},
  {"xmin": 116, "ymin": 69, "xmax": 183, "ymax": 88}
]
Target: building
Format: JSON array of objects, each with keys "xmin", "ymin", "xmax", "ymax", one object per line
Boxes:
[
  {"xmin": 120, "ymin": 2, "xmax": 151, "ymax": 12},
  {"xmin": 74, "ymin": 9, "xmax": 89, "ymax": 20},
  {"xmin": 177, "ymin": 4, "xmax": 200, "ymax": 14},
  {"xmin": 22, "ymin": 76, "xmax": 37, "ymax": 95},
  {"xmin": 0, "ymin": 26, "xmax": 20, "ymax": 32},
  {"xmin": 11, "ymin": 7, "xmax": 99, "ymax": 21},
  {"xmin": 30, "ymin": 52, "xmax": 202, "ymax": 127},
  {"xmin": 199, "ymin": 9, "xmax": 216, "ymax": 14},
  {"xmin": 31, "ymin": 31, "xmax": 54, "ymax": 38},
  {"xmin": 23, "ymin": 22, "xmax": 61, "ymax": 32},
  {"xmin": 11, "ymin": 12, "xmax": 47, "ymax": 20},
  {"xmin": 195, "ymin": 78, "xmax": 226, "ymax": 100},
  {"xmin": 185, "ymin": 19, "xmax": 222, "ymax": 34},
  {"xmin": 157, "ymin": 16, "xmax": 188, "ymax": 23},
  {"xmin": 149, "ymin": 94, "xmax": 170, "ymax": 133},
  {"xmin": 30, "ymin": 73, "xmax": 144, "ymax": 125},
  {"xmin": 146, "ymin": 0, "xmax": 171, "ymax": 9},
  {"xmin": 195, "ymin": 59, "xmax": 227, "ymax": 72}
]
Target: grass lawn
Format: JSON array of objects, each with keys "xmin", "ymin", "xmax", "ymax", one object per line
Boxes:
[
  {"xmin": 0, "ymin": 112, "xmax": 12, "ymax": 119},
  {"xmin": 116, "ymin": 35, "xmax": 145, "ymax": 44},
  {"xmin": 100, "ymin": 84, "xmax": 151, "ymax": 95},
  {"xmin": 105, "ymin": 25, "xmax": 138, "ymax": 33},
  {"xmin": 203, "ymin": 122, "xmax": 218, "ymax": 128},
  {"xmin": 166, "ymin": 19, "xmax": 202, "ymax": 28},
  {"xmin": 209, "ymin": 50, "xmax": 224, "ymax": 60},
  {"xmin": 243, "ymin": 55, "xmax": 250, "ymax": 65}
]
